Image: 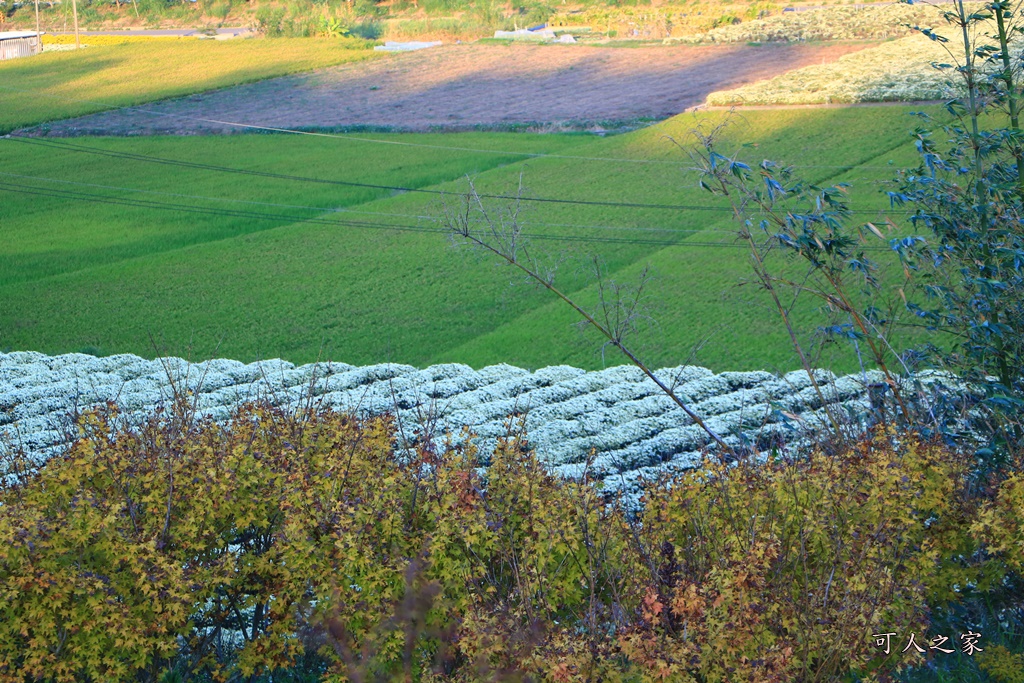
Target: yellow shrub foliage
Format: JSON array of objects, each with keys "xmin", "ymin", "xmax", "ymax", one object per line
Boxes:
[
  {"xmin": 0, "ymin": 402, "xmax": 470, "ymax": 680},
  {"xmin": 972, "ymin": 467, "xmax": 1024, "ymax": 683},
  {"xmin": 974, "ymin": 468, "xmax": 1024, "ymax": 575},
  {"xmin": 0, "ymin": 405, "xmax": 1000, "ymax": 682},
  {"xmin": 979, "ymin": 645, "xmax": 1024, "ymax": 683},
  {"xmin": 620, "ymin": 432, "xmax": 978, "ymax": 683},
  {"xmin": 0, "ymin": 404, "xmax": 640, "ymax": 682},
  {"xmin": 43, "ymin": 34, "xmax": 174, "ymax": 46}
]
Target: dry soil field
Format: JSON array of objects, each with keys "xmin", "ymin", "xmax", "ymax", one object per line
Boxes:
[{"xmin": 25, "ymin": 41, "xmax": 873, "ymax": 135}]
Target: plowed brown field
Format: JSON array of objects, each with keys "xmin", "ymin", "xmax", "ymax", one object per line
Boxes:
[{"xmin": 27, "ymin": 41, "xmax": 874, "ymax": 135}]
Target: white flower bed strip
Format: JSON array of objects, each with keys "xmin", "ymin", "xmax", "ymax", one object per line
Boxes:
[{"xmin": 1, "ymin": 351, "xmax": 887, "ymax": 494}]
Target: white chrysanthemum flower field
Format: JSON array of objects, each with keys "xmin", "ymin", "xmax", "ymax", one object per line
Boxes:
[{"xmin": 0, "ymin": 351, "xmax": 900, "ymax": 500}]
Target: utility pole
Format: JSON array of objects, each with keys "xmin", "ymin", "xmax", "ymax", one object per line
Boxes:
[
  {"xmin": 34, "ymin": 0, "xmax": 41, "ymax": 52},
  {"xmin": 72, "ymin": 0, "xmax": 80, "ymax": 49}
]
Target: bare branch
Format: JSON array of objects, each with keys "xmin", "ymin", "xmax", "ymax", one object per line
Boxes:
[{"xmin": 439, "ymin": 178, "xmax": 734, "ymax": 455}]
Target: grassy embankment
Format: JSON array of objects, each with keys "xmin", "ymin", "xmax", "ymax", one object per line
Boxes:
[
  {"xmin": 0, "ymin": 103, "xmax": 942, "ymax": 373},
  {"xmin": 0, "ymin": 37, "xmax": 379, "ymax": 135}
]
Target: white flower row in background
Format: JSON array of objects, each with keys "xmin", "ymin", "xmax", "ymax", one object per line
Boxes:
[
  {"xmin": 671, "ymin": 3, "xmax": 955, "ymax": 44},
  {"xmin": 706, "ymin": 33, "xmax": 961, "ymax": 105},
  {"xmin": 1, "ymin": 351, "xmax": 887, "ymax": 498}
]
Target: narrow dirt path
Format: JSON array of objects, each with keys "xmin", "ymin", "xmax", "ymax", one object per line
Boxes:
[{"xmin": 25, "ymin": 41, "xmax": 875, "ymax": 136}]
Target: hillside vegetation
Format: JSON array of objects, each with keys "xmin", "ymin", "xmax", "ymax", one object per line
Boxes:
[{"xmin": 1, "ymin": 0, "xmax": 951, "ymax": 42}]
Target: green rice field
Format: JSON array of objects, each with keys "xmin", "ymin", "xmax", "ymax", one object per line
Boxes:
[{"xmin": 0, "ymin": 106, "xmax": 942, "ymax": 373}]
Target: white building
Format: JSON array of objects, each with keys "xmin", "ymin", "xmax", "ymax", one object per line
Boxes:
[{"xmin": 0, "ymin": 31, "xmax": 43, "ymax": 60}]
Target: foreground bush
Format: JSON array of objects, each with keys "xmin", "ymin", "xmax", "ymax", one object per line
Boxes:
[
  {"xmin": 0, "ymin": 401, "xmax": 636, "ymax": 682},
  {"xmin": 0, "ymin": 401, "xmax": 1012, "ymax": 682},
  {"xmin": 628, "ymin": 432, "xmax": 988, "ymax": 682}
]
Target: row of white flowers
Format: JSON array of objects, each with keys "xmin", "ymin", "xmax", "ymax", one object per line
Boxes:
[
  {"xmin": 706, "ymin": 20, "xmax": 1024, "ymax": 107},
  {"xmin": 670, "ymin": 3, "xmax": 960, "ymax": 45},
  {"xmin": 706, "ymin": 33, "xmax": 958, "ymax": 105},
  {"xmin": 1, "ymin": 351, "xmax": 884, "ymax": 493}
]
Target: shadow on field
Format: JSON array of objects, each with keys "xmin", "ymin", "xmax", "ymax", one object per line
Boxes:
[{"xmin": 21, "ymin": 42, "xmax": 874, "ymax": 136}]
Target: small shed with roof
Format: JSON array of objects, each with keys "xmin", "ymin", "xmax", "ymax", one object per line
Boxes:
[{"xmin": 0, "ymin": 31, "xmax": 43, "ymax": 60}]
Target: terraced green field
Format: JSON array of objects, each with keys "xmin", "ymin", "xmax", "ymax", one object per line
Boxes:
[{"xmin": 0, "ymin": 105, "xmax": 941, "ymax": 373}]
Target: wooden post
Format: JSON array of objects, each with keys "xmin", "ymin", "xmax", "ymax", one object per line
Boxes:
[
  {"xmin": 34, "ymin": 0, "xmax": 41, "ymax": 53},
  {"xmin": 72, "ymin": 0, "xmax": 80, "ymax": 49}
]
